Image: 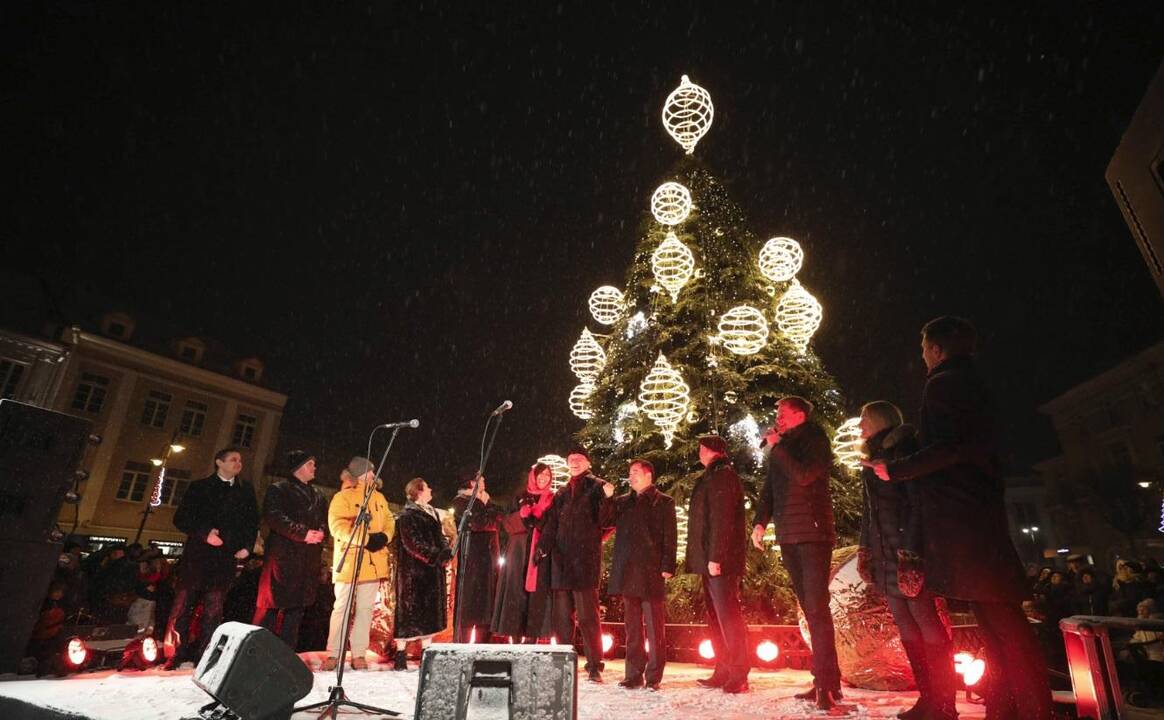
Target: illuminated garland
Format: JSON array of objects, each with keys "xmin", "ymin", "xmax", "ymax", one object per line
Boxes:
[
  {"xmin": 569, "ymin": 381, "xmax": 596, "ymax": 420},
  {"xmin": 758, "ymin": 237, "xmax": 804, "ymax": 283},
  {"xmin": 637, "ymin": 354, "xmax": 691, "ymax": 447},
  {"xmin": 536, "ymin": 454, "xmax": 570, "ymax": 492},
  {"xmin": 831, "ymin": 418, "xmax": 865, "ymax": 471},
  {"xmin": 717, "ymin": 305, "xmax": 770, "ymax": 355},
  {"xmin": 588, "ymin": 286, "xmax": 625, "ymax": 326},
  {"xmin": 652, "ymin": 231, "xmax": 696, "ymax": 302},
  {"xmin": 775, "ymin": 280, "xmax": 823, "ymax": 351},
  {"xmin": 569, "ymin": 328, "xmax": 606, "ymax": 381},
  {"xmin": 650, "ymin": 182, "xmax": 693, "ymax": 226},
  {"xmin": 662, "ymin": 75, "xmax": 714, "ymax": 155}
]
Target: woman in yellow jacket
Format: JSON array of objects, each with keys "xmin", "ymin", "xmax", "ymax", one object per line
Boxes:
[{"xmin": 322, "ymin": 457, "xmax": 395, "ymax": 671}]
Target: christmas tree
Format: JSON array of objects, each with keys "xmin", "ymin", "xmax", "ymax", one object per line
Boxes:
[{"xmin": 564, "ymin": 76, "xmax": 861, "ymax": 623}]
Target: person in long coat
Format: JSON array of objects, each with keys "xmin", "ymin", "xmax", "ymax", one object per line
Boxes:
[
  {"xmin": 393, "ymin": 477, "xmax": 453, "ymax": 670},
  {"xmin": 451, "ymin": 472, "xmax": 504, "ymax": 642},
  {"xmin": 866, "ymin": 316, "xmax": 1053, "ymax": 720},
  {"xmin": 165, "ymin": 447, "xmax": 258, "ymax": 668},
  {"xmin": 492, "ymin": 463, "xmax": 555, "ymax": 640},
  {"xmin": 687, "ymin": 435, "xmax": 749, "ymax": 694},
  {"xmin": 857, "ymin": 401, "xmax": 957, "ymax": 719},
  {"xmin": 254, "ymin": 450, "xmax": 328, "ymax": 651},
  {"xmin": 609, "ymin": 459, "xmax": 677, "ymax": 690}
]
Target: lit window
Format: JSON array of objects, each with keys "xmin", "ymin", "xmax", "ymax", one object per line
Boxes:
[
  {"xmin": 116, "ymin": 461, "xmax": 154, "ymax": 502},
  {"xmin": 141, "ymin": 390, "xmax": 172, "ymax": 429},
  {"xmin": 179, "ymin": 400, "xmax": 207, "ymax": 437},
  {"xmin": 71, "ymin": 373, "xmax": 110, "ymax": 413}
]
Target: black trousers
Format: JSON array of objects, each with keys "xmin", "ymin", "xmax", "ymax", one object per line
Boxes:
[
  {"xmin": 253, "ymin": 606, "xmax": 307, "ymax": 651},
  {"xmin": 886, "ymin": 592, "xmax": 957, "ymax": 710},
  {"xmin": 781, "ymin": 542, "xmax": 841, "ymax": 691},
  {"xmin": 623, "ymin": 596, "xmax": 666, "ymax": 684},
  {"xmin": 167, "ymin": 585, "xmax": 227, "ymax": 661},
  {"xmin": 971, "ymin": 600, "xmax": 1053, "ymax": 720},
  {"xmin": 552, "ymin": 588, "xmax": 603, "ymax": 672},
  {"xmin": 701, "ymin": 574, "xmax": 749, "ymax": 682}
]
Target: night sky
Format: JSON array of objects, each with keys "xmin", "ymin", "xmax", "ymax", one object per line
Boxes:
[{"xmin": 5, "ymin": 2, "xmax": 1164, "ymax": 500}]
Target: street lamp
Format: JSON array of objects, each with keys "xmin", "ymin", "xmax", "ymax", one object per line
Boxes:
[{"xmin": 133, "ymin": 433, "xmax": 185, "ymax": 544}]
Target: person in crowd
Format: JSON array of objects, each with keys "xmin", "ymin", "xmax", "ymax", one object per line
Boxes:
[
  {"xmin": 609, "ymin": 459, "xmax": 677, "ymax": 690},
  {"xmin": 322, "ymin": 457, "xmax": 394, "ymax": 671},
  {"xmin": 393, "ymin": 478, "xmax": 453, "ymax": 671},
  {"xmin": 93, "ymin": 545, "xmax": 137, "ymax": 623},
  {"xmin": 753, "ymin": 397, "xmax": 841, "ymax": 708},
  {"xmin": 536, "ymin": 446, "xmax": 615, "ymax": 683},
  {"xmin": 165, "ymin": 446, "xmax": 258, "ymax": 669},
  {"xmin": 865, "ymin": 316, "xmax": 1053, "ymax": 719},
  {"xmin": 451, "ymin": 470, "xmax": 504, "ymax": 643},
  {"xmin": 1032, "ymin": 567, "xmax": 1053, "ymax": 597},
  {"xmin": 689, "ymin": 435, "xmax": 750, "ymax": 695},
  {"xmin": 128, "ymin": 549, "xmax": 168, "ymax": 632},
  {"xmin": 1074, "ymin": 568, "xmax": 1110, "ymax": 615},
  {"xmin": 1111, "ymin": 560, "xmax": 1150, "ymax": 617},
  {"xmin": 492, "ymin": 463, "xmax": 556, "ymax": 641},
  {"xmin": 254, "ymin": 450, "xmax": 328, "ymax": 652},
  {"xmin": 224, "ymin": 554, "xmax": 263, "ymax": 623}
]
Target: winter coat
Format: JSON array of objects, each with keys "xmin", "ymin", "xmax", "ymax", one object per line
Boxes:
[
  {"xmin": 685, "ymin": 457, "xmax": 747, "ymax": 577},
  {"xmin": 172, "ymin": 474, "xmax": 259, "ymax": 591},
  {"xmin": 328, "ymin": 482, "xmax": 394, "ymax": 584},
  {"xmin": 256, "ymin": 478, "xmax": 328, "ymax": 609},
  {"xmin": 540, "ymin": 472, "xmax": 614, "ymax": 590},
  {"xmin": 1109, "ymin": 579, "xmax": 1150, "ymax": 617},
  {"xmin": 1073, "ymin": 581, "xmax": 1110, "ymax": 616},
  {"xmin": 609, "ymin": 485, "xmax": 678, "ymax": 600},
  {"xmin": 491, "ymin": 492, "xmax": 554, "ymax": 638},
  {"xmin": 887, "ymin": 354, "xmax": 1028, "ymax": 603},
  {"xmin": 754, "ymin": 421, "xmax": 836, "ymax": 546},
  {"xmin": 394, "ymin": 502, "xmax": 452, "ymax": 639},
  {"xmin": 452, "ymin": 492, "xmax": 503, "ymax": 634},
  {"xmin": 858, "ymin": 424, "xmax": 921, "ymax": 598}
]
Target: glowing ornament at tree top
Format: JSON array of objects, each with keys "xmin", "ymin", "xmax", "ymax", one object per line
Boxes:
[
  {"xmin": 652, "ymin": 231, "xmax": 696, "ymax": 302},
  {"xmin": 569, "ymin": 328, "xmax": 606, "ymax": 381},
  {"xmin": 717, "ymin": 305, "xmax": 770, "ymax": 355},
  {"xmin": 536, "ymin": 454, "xmax": 571, "ymax": 492},
  {"xmin": 588, "ymin": 286, "xmax": 625, "ymax": 326},
  {"xmin": 569, "ymin": 381, "xmax": 596, "ymax": 420},
  {"xmin": 637, "ymin": 353, "xmax": 691, "ymax": 447},
  {"xmin": 650, "ymin": 182, "xmax": 692, "ymax": 226},
  {"xmin": 758, "ymin": 237, "xmax": 805, "ymax": 283},
  {"xmin": 662, "ymin": 75, "xmax": 714, "ymax": 155},
  {"xmin": 775, "ymin": 279, "xmax": 823, "ymax": 351},
  {"xmin": 832, "ymin": 418, "xmax": 865, "ymax": 471}
]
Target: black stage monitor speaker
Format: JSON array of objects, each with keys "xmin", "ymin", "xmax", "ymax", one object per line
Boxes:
[
  {"xmin": 414, "ymin": 643, "xmax": 577, "ymax": 720},
  {"xmin": 192, "ymin": 622, "xmax": 313, "ymax": 720},
  {"xmin": 0, "ymin": 539, "xmax": 65, "ymax": 673}
]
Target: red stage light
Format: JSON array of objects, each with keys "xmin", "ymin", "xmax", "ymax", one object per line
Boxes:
[
  {"xmin": 698, "ymin": 639, "xmax": 715, "ymax": 660},
  {"xmin": 141, "ymin": 637, "xmax": 159, "ymax": 664},
  {"xmin": 65, "ymin": 637, "xmax": 88, "ymax": 667},
  {"xmin": 755, "ymin": 640, "xmax": 779, "ymax": 663},
  {"xmin": 953, "ymin": 651, "xmax": 986, "ymax": 687},
  {"xmin": 601, "ymin": 633, "xmax": 614, "ymax": 654}
]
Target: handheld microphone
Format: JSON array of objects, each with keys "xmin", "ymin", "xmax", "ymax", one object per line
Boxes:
[
  {"xmin": 379, "ymin": 419, "xmax": 420, "ymax": 429},
  {"xmin": 491, "ymin": 400, "xmax": 514, "ymax": 416}
]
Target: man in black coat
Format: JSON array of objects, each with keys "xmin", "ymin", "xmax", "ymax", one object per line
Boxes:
[
  {"xmin": 751, "ymin": 396, "xmax": 842, "ymax": 709},
  {"xmin": 538, "ymin": 445, "xmax": 614, "ymax": 683},
  {"xmin": 253, "ymin": 450, "xmax": 328, "ymax": 651},
  {"xmin": 164, "ymin": 446, "xmax": 258, "ymax": 669},
  {"xmin": 451, "ymin": 472, "xmax": 504, "ymax": 643},
  {"xmin": 687, "ymin": 435, "xmax": 749, "ymax": 694},
  {"xmin": 609, "ymin": 459, "xmax": 677, "ymax": 690},
  {"xmin": 867, "ymin": 316, "xmax": 1053, "ymax": 720}
]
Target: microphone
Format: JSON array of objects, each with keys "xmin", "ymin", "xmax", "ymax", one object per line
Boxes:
[
  {"xmin": 490, "ymin": 400, "xmax": 514, "ymax": 416},
  {"xmin": 379, "ymin": 419, "xmax": 420, "ymax": 429}
]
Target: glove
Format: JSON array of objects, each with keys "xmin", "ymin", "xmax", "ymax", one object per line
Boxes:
[
  {"xmin": 519, "ymin": 504, "xmax": 533, "ymax": 518},
  {"xmin": 436, "ymin": 547, "xmax": 454, "ymax": 565},
  {"xmin": 856, "ymin": 547, "xmax": 874, "ymax": 585},
  {"xmin": 897, "ymin": 549, "xmax": 925, "ymax": 598},
  {"xmin": 364, "ymin": 532, "xmax": 388, "ymax": 553}
]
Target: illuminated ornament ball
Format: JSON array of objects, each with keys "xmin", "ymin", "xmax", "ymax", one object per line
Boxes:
[
  {"xmin": 569, "ymin": 381, "xmax": 596, "ymax": 420},
  {"xmin": 775, "ymin": 279, "xmax": 823, "ymax": 351},
  {"xmin": 652, "ymin": 231, "xmax": 696, "ymax": 302},
  {"xmin": 536, "ymin": 454, "xmax": 570, "ymax": 492},
  {"xmin": 662, "ymin": 75, "xmax": 714, "ymax": 155},
  {"xmin": 717, "ymin": 305, "xmax": 770, "ymax": 356},
  {"xmin": 650, "ymin": 182, "xmax": 693, "ymax": 226},
  {"xmin": 588, "ymin": 286, "xmax": 625, "ymax": 326},
  {"xmin": 758, "ymin": 236, "xmax": 805, "ymax": 283},
  {"xmin": 569, "ymin": 328, "xmax": 606, "ymax": 381},
  {"xmin": 832, "ymin": 418, "xmax": 865, "ymax": 471},
  {"xmin": 637, "ymin": 353, "xmax": 691, "ymax": 447}
]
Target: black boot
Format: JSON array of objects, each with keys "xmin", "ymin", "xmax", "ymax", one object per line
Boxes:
[
  {"xmin": 898, "ymin": 639, "xmax": 931, "ymax": 720},
  {"xmin": 393, "ymin": 649, "xmax": 408, "ymax": 671},
  {"xmin": 922, "ymin": 641, "xmax": 959, "ymax": 720}
]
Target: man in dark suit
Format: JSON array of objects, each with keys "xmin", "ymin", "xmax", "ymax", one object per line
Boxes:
[
  {"xmin": 867, "ymin": 316, "xmax": 1052, "ymax": 720},
  {"xmin": 609, "ymin": 459, "xmax": 677, "ymax": 690},
  {"xmin": 164, "ymin": 446, "xmax": 258, "ymax": 669},
  {"xmin": 686, "ymin": 435, "xmax": 749, "ymax": 694}
]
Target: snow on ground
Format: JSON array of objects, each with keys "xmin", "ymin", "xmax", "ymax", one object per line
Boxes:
[{"xmin": 0, "ymin": 652, "xmax": 988, "ymax": 720}]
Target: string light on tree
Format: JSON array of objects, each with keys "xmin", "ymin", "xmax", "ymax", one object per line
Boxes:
[
  {"xmin": 625, "ymin": 311, "xmax": 649, "ymax": 340},
  {"xmin": 775, "ymin": 279, "xmax": 823, "ymax": 351},
  {"xmin": 569, "ymin": 381, "xmax": 596, "ymax": 420},
  {"xmin": 650, "ymin": 182, "xmax": 693, "ymax": 226},
  {"xmin": 588, "ymin": 286, "xmax": 625, "ymax": 326},
  {"xmin": 537, "ymin": 454, "xmax": 570, "ymax": 492},
  {"xmin": 717, "ymin": 305, "xmax": 770, "ymax": 355},
  {"xmin": 652, "ymin": 231, "xmax": 696, "ymax": 302},
  {"xmin": 637, "ymin": 353, "xmax": 691, "ymax": 447},
  {"xmin": 613, "ymin": 402, "xmax": 638, "ymax": 444},
  {"xmin": 758, "ymin": 237, "xmax": 805, "ymax": 283},
  {"xmin": 728, "ymin": 413, "xmax": 764, "ymax": 465},
  {"xmin": 662, "ymin": 75, "xmax": 714, "ymax": 155},
  {"xmin": 674, "ymin": 504, "xmax": 689, "ymax": 558},
  {"xmin": 832, "ymin": 418, "xmax": 865, "ymax": 471},
  {"xmin": 569, "ymin": 328, "xmax": 606, "ymax": 381}
]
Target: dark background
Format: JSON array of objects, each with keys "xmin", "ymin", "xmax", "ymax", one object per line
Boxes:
[{"xmin": 3, "ymin": 2, "xmax": 1163, "ymax": 500}]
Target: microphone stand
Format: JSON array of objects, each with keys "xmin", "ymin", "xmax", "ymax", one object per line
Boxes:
[
  {"xmin": 294, "ymin": 427, "xmax": 404, "ymax": 719},
  {"xmin": 451, "ymin": 409, "xmax": 506, "ymax": 643}
]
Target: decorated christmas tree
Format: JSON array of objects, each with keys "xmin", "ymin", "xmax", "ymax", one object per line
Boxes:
[{"xmin": 559, "ymin": 76, "xmax": 863, "ymax": 623}]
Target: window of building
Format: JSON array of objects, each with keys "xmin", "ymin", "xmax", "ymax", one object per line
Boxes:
[
  {"xmin": 100, "ymin": 312, "xmax": 135, "ymax": 340},
  {"xmin": 238, "ymin": 359, "xmax": 263, "ymax": 382},
  {"xmin": 0, "ymin": 359, "xmax": 26, "ymax": 400},
  {"xmin": 140, "ymin": 390, "xmax": 172, "ymax": 428},
  {"xmin": 116, "ymin": 461, "xmax": 154, "ymax": 502},
  {"xmin": 160, "ymin": 468, "xmax": 192, "ymax": 507},
  {"xmin": 179, "ymin": 400, "xmax": 208, "ymax": 437},
  {"xmin": 175, "ymin": 338, "xmax": 205, "ymax": 364},
  {"xmin": 71, "ymin": 372, "xmax": 109, "ymax": 413},
  {"xmin": 232, "ymin": 413, "xmax": 258, "ymax": 448}
]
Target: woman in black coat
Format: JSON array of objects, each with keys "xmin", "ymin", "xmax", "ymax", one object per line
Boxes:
[
  {"xmin": 392, "ymin": 478, "xmax": 453, "ymax": 670},
  {"xmin": 491, "ymin": 464, "xmax": 556, "ymax": 640},
  {"xmin": 858, "ymin": 400, "xmax": 957, "ymax": 720}
]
